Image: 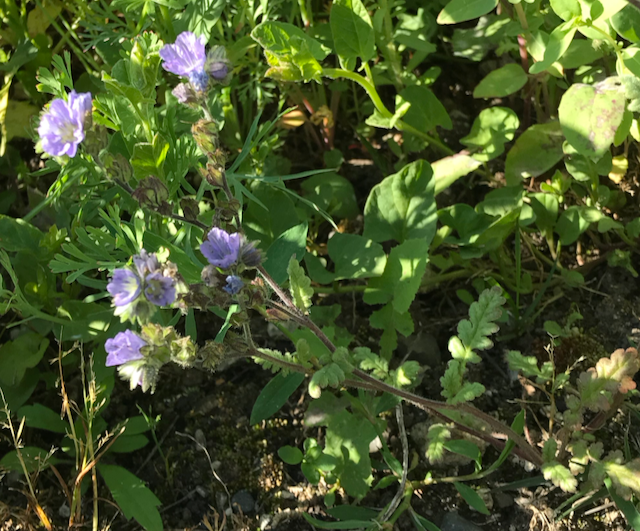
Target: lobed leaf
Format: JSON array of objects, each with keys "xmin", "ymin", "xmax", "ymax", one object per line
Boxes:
[{"xmin": 288, "ymin": 256, "xmax": 314, "ymax": 312}]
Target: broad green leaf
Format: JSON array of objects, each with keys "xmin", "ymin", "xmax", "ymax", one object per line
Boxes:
[
  {"xmin": 398, "ymin": 85, "xmax": 452, "ymax": 132},
  {"xmin": 311, "ymin": 396, "xmax": 377, "ymax": 498},
  {"xmin": 0, "ymin": 333, "xmax": 49, "ymax": 386},
  {"xmin": 559, "ymin": 79, "xmax": 626, "ymax": 159},
  {"xmin": 529, "ymin": 192, "xmax": 559, "ymax": 233},
  {"xmin": 505, "ymin": 122, "xmax": 565, "ymax": 185},
  {"xmin": 454, "ymin": 482, "xmax": 490, "ymax": 514},
  {"xmin": 244, "ymin": 183, "xmax": 301, "ymax": 247},
  {"xmin": 330, "ymin": 0, "xmax": 375, "ymax": 70},
  {"xmin": 444, "ymin": 439, "xmax": 482, "ymax": 465},
  {"xmin": 529, "ymin": 20, "xmax": 577, "ymax": 74},
  {"xmin": 265, "ymin": 222, "xmax": 308, "ymax": 284},
  {"xmin": 555, "ymin": 206, "xmax": 591, "ymax": 245},
  {"xmin": 98, "ymin": 464, "xmax": 163, "ymax": 531},
  {"xmin": 432, "ymin": 153, "xmax": 482, "ymax": 193},
  {"xmin": 0, "ymin": 215, "xmax": 44, "ymax": 255},
  {"xmin": 411, "ymin": 511, "xmax": 442, "ymax": 531},
  {"xmin": 278, "ymin": 445, "xmax": 304, "ymax": 465},
  {"xmin": 302, "ymin": 514, "xmax": 374, "ymax": 529},
  {"xmin": 288, "ymin": 256, "xmax": 314, "ymax": 311},
  {"xmin": 301, "ymin": 172, "xmax": 359, "ymax": 219},
  {"xmin": 550, "ymin": 0, "xmax": 581, "ymax": 20},
  {"xmin": 473, "ymin": 64, "xmax": 527, "ymax": 98},
  {"xmin": 109, "ymin": 434, "xmax": 149, "ymax": 453},
  {"xmin": 17, "ymin": 404, "xmax": 67, "ymax": 433},
  {"xmin": 251, "ymin": 21, "xmax": 330, "ymax": 61},
  {"xmin": 611, "ymin": 5, "xmax": 640, "ymax": 43},
  {"xmin": 364, "ymin": 160, "xmax": 437, "ymax": 244},
  {"xmin": 437, "ymin": 0, "xmax": 499, "ymax": 25},
  {"xmin": 327, "ymin": 233, "xmax": 387, "ymax": 279},
  {"xmin": 250, "ymin": 372, "xmax": 305, "ymax": 425},
  {"xmin": 326, "ymin": 506, "xmax": 379, "ymax": 521},
  {"xmin": 476, "ymin": 186, "xmax": 524, "ymax": 217},
  {"xmin": 363, "ymin": 238, "xmax": 429, "ymax": 314}
]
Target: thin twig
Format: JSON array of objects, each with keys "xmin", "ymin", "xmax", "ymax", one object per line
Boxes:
[{"xmin": 382, "ymin": 404, "xmax": 408, "ymax": 522}]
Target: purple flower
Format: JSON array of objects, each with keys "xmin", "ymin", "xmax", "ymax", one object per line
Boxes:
[
  {"xmin": 38, "ymin": 90, "xmax": 92, "ymax": 157},
  {"xmin": 160, "ymin": 31, "xmax": 207, "ymax": 80},
  {"xmin": 223, "ymin": 275, "xmax": 243, "ymax": 295},
  {"xmin": 107, "ymin": 269, "xmax": 142, "ymax": 306},
  {"xmin": 105, "ymin": 330, "xmax": 146, "ymax": 366},
  {"xmin": 201, "ymin": 227, "xmax": 242, "ymax": 269},
  {"xmin": 133, "ymin": 249, "xmax": 160, "ymax": 278},
  {"xmin": 144, "ymin": 272, "xmax": 176, "ymax": 306}
]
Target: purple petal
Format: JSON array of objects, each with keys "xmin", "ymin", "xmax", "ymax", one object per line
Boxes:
[
  {"xmin": 159, "ymin": 31, "xmax": 207, "ymax": 77},
  {"xmin": 200, "ymin": 227, "xmax": 242, "ymax": 268},
  {"xmin": 37, "ymin": 92, "xmax": 92, "ymax": 158},
  {"xmin": 144, "ymin": 272, "xmax": 176, "ymax": 306},
  {"xmin": 105, "ymin": 330, "xmax": 146, "ymax": 366},
  {"xmin": 107, "ymin": 269, "xmax": 142, "ymax": 306}
]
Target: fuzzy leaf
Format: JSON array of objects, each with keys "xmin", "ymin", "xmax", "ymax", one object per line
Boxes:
[
  {"xmin": 506, "ymin": 350, "xmax": 545, "ymax": 379},
  {"xmin": 426, "ymin": 424, "xmax": 451, "ymax": 463},
  {"xmin": 448, "ymin": 382, "xmax": 485, "ymax": 405},
  {"xmin": 354, "ymin": 347, "xmax": 389, "ymax": 378},
  {"xmin": 542, "ymin": 461, "xmax": 577, "ymax": 492},
  {"xmin": 253, "ymin": 348, "xmax": 296, "ymax": 374},
  {"xmin": 309, "ymin": 364, "xmax": 346, "ymax": 398},
  {"xmin": 441, "ymin": 360, "xmax": 463, "ymax": 401},
  {"xmin": 605, "ymin": 459, "xmax": 640, "ymax": 497},
  {"xmin": 288, "ymin": 256, "xmax": 314, "ymax": 311},
  {"xmin": 578, "ymin": 347, "xmax": 640, "ymax": 412},
  {"xmin": 391, "ymin": 361, "xmax": 421, "ymax": 387}
]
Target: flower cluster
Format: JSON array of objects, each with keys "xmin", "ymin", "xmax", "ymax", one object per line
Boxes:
[
  {"xmin": 105, "ymin": 324, "xmax": 196, "ymax": 393},
  {"xmin": 200, "ymin": 227, "xmax": 261, "ymax": 295},
  {"xmin": 38, "ymin": 90, "xmax": 92, "ymax": 158},
  {"xmin": 159, "ymin": 32, "xmax": 231, "ymax": 103},
  {"xmin": 107, "ymin": 250, "xmax": 178, "ymax": 324}
]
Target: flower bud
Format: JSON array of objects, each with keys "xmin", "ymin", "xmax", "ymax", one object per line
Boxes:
[
  {"xmin": 180, "ymin": 197, "xmax": 200, "ymax": 220},
  {"xmin": 266, "ymin": 308, "xmax": 291, "ymax": 322},
  {"xmin": 199, "ymin": 162, "xmax": 224, "ymax": 188},
  {"xmin": 171, "ymin": 336, "xmax": 197, "ymax": 366},
  {"xmin": 205, "ymin": 46, "xmax": 231, "ymax": 84},
  {"xmin": 198, "ymin": 340, "xmax": 228, "ymax": 371},
  {"xmin": 132, "ymin": 176, "xmax": 171, "ymax": 215},
  {"xmin": 192, "ymin": 119, "xmax": 219, "ymax": 156},
  {"xmin": 172, "ymin": 82, "xmax": 199, "ymax": 105}
]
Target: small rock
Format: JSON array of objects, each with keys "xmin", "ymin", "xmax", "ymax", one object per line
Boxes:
[
  {"xmin": 440, "ymin": 511, "xmax": 483, "ymax": 531},
  {"xmin": 279, "ymin": 490, "xmax": 295, "ymax": 500},
  {"xmin": 195, "ymin": 485, "xmax": 207, "ymax": 498},
  {"xmin": 232, "ymin": 489, "xmax": 255, "ymax": 514},
  {"xmin": 494, "ymin": 491, "xmax": 513, "ymax": 509},
  {"xmin": 182, "ymin": 507, "xmax": 191, "ymax": 521},
  {"xmin": 58, "ymin": 503, "xmax": 70, "ymax": 518},
  {"xmin": 369, "ymin": 436, "xmax": 383, "ymax": 453},
  {"xmin": 195, "ymin": 429, "xmax": 206, "ymax": 447}
]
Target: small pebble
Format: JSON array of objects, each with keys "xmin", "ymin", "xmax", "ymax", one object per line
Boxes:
[
  {"xmin": 231, "ymin": 489, "xmax": 255, "ymax": 514},
  {"xmin": 58, "ymin": 503, "xmax": 70, "ymax": 518},
  {"xmin": 195, "ymin": 485, "xmax": 207, "ymax": 498},
  {"xmin": 440, "ymin": 511, "xmax": 483, "ymax": 531}
]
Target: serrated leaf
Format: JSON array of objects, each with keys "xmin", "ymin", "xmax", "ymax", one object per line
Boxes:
[
  {"xmin": 457, "ymin": 286, "xmax": 505, "ymax": 352},
  {"xmin": 288, "ymin": 256, "xmax": 314, "ymax": 311},
  {"xmin": 449, "ymin": 382, "xmax": 485, "ymax": 404},
  {"xmin": 506, "ymin": 350, "xmax": 544, "ymax": 379}
]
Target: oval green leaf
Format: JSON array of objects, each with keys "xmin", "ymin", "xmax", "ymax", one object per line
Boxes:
[{"xmin": 473, "ymin": 64, "xmax": 527, "ymax": 98}]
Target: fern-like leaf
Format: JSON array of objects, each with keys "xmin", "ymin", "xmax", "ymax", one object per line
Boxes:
[
  {"xmin": 457, "ymin": 286, "xmax": 505, "ymax": 352},
  {"xmin": 288, "ymin": 256, "xmax": 313, "ymax": 311}
]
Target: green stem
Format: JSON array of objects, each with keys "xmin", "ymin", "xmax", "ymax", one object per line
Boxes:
[{"xmin": 322, "ymin": 67, "xmax": 454, "ymax": 155}]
